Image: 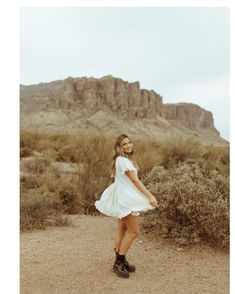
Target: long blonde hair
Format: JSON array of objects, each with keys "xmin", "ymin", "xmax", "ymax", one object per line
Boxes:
[{"xmin": 110, "ymin": 134, "xmax": 139, "ymax": 178}]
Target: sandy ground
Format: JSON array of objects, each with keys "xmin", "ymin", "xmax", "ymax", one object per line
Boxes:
[{"xmin": 20, "ymin": 214, "xmax": 229, "ymax": 294}]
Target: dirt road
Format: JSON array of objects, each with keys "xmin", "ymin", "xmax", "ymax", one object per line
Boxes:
[{"xmin": 20, "ymin": 214, "xmax": 229, "ymax": 294}]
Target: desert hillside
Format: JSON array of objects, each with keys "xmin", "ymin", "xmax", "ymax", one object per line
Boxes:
[{"xmin": 20, "ymin": 75, "xmax": 228, "ymax": 146}]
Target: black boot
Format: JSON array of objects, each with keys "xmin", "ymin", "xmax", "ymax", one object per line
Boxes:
[
  {"xmin": 113, "ymin": 247, "xmax": 136, "ymax": 273},
  {"xmin": 113, "ymin": 253, "xmax": 129, "ymax": 278},
  {"xmin": 123, "ymin": 255, "xmax": 136, "ymax": 273}
]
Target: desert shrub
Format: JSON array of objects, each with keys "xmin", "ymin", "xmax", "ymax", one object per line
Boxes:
[
  {"xmin": 152, "ymin": 137, "xmax": 229, "ymax": 177},
  {"xmin": 56, "ymin": 145, "xmax": 80, "ymax": 162},
  {"xmin": 55, "ymin": 132, "xmax": 115, "ymax": 213},
  {"xmin": 42, "ymin": 148, "xmax": 59, "ymax": 161},
  {"xmin": 20, "ymin": 174, "xmax": 42, "ymax": 190},
  {"xmin": 23, "ymin": 157, "xmax": 51, "ymax": 174},
  {"xmin": 158, "ymin": 137, "xmax": 204, "ymax": 168},
  {"xmin": 202, "ymin": 145, "xmax": 229, "ymax": 176},
  {"xmin": 73, "ymin": 164, "xmax": 112, "ymax": 213},
  {"xmin": 20, "ymin": 185, "xmax": 69, "ymax": 231},
  {"xmin": 35, "ymin": 172, "xmax": 81, "ymax": 214},
  {"xmin": 56, "ymin": 182, "xmax": 81, "ymax": 214},
  {"xmin": 142, "ymin": 162, "xmax": 229, "ymax": 249},
  {"xmin": 20, "ymin": 130, "xmax": 70, "ymax": 153},
  {"xmin": 39, "ymin": 171, "xmax": 62, "ymax": 191},
  {"xmin": 72, "ymin": 159, "xmax": 112, "ymax": 214},
  {"xmin": 20, "ymin": 131, "xmax": 42, "ymax": 150},
  {"xmin": 20, "ymin": 171, "xmax": 82, "ymax": 231},
  {"xmin": 134, "ymin": 139, "xmax": 162, "ymax": 178},
  {"xmin": 19, "ymin": 130, "xmax": 229, "ymax": 233},
  {"xmin": 49, "ymin": 133, "xmax": 70, "ymax": 151},
  {"xmin": 20, "ymin": 146, "xmax": 33, "ymax": 157}
]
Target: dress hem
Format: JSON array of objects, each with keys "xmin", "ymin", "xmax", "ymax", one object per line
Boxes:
[{"xmin": 95, "ymin": 202, "xmax": 155, "ymax": 219}]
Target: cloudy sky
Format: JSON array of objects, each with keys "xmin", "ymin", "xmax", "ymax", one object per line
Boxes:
[{"xmin": 20, "ymin": 7, "xmax": 229, "ymax": 140}]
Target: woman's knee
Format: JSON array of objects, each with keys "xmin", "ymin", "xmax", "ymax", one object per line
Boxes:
[
  {"xmin": 123, "ymin": 215, "xmax": 140, "ymax": 237},
  {"xmin": 118, "ymin": 220, "xmax": 127, "ymax": 232},
  {"xmin": 129, "ymin": 232, "xmax": 140, "ymax": 239},
  {"xmin": 128, "ymin": 228, "xmax": 140, "ymax": 238}
]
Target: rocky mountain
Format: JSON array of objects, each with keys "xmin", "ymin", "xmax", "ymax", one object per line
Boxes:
[{"xmin": 20, "ymin": 75, "xmax": 228, "ymax": 146}]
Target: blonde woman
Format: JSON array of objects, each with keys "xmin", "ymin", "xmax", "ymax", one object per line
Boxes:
[{"xmin": 95, "ymin": 134, "xmax": 159, "ymax": 278}]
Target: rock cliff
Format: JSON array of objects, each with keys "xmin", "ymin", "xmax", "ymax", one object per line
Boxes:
[
  {"xmin": 163, "ymin": 103, "xmax": 219, "ymax": 134},
  {"xmin": 20, "ymin": 75, "xmax": 227, "ymax": 146},
  {"xmin": 21, "ymin": 75, "xmax": 163, "ymax": 118}
]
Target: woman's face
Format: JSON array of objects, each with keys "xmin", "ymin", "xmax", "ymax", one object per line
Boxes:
[{"xmin": 120, "ymin": 137, "xmax": 133, "ymax": 154}]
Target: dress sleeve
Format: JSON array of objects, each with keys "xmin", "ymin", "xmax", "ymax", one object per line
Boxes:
[{"xmin": 116, "ymin": 157, "xmax": 136, "ymax": 174}]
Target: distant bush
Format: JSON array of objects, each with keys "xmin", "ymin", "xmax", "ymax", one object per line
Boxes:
[
  {"xmin": 20, "ymin": 185, "xmax": 69, "ymax": 231},
  {"xmin": 20, "ymin": 174, "xmax": 41, "ymax": 190},
  {"xmin": 153, "ymin": 137, "xmax": 229, "ymax": 177},
  {"xmin": 20, "ymin": 146, "xmax": 33, "ymax": 157},
  {"xmin": 202, "ymin": 145, "xmax": 229, "ymax": 176},
  {"xmin": 158, "ymin": 137, "xmax": 204, "ymax": 168},
  {"xmin": 56, "ymin": 145, "xmax": 80, "ymax": 162},
  {"xmin": 54, "ymin": 181, "xmax": 81, "ymax": 214},
  {"xmin": 142, "ymin": 162, "xmax": 229, "ymax": 249},
  {"xmin": 20, "ymin": 131, "xmax": 42, "ymax": 150},
  {"xmin": 23, "ymin": 157, "xmax": 51, "ymax": 174},
  {"xmin": 20, "ymin": 130, "xmax": 70, "ymax": 153},
  {"xmin": 133, "ymin": 139, "xmax": 162, "ymax": 178},
  {"xmin": 40, "ymin": 148, "xmax": 58, "ymax": 161}
]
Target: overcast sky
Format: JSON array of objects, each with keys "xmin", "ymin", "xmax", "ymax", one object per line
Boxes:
[{"xmin": 20, "ymin": 7, "xmax": 229, "ymax": 140}]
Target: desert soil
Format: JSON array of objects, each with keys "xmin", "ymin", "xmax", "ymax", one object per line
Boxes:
[{"xmin": 20, "ymin": 214, "xmax": 229, "ymax": 294}]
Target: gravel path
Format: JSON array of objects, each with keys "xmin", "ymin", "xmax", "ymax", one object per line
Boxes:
[{"xmin": 20, "ymin": 214, "xmax": 229, "ymax": 294}]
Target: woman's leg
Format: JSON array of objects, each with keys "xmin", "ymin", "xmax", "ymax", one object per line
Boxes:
[
  {"xmin": 114, "ymin": 218, "xmax": 127, "ymax": 252},
  {"xmin": 119, "ymin": 214, "xmax": 140, "ymax": 255}
]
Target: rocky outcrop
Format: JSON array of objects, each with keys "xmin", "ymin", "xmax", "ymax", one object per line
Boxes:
[
  {"xmin": 20, "ymin": 75, "xmax": 228, "ymax": 146},
  {"xmin": 163, "ymin": 103, "xmax": 219, "ymax": 134},
  {"xmin": 21, "ymin": 76, "xmax": 164, "ymax": 119},
  {"xmin": 57, "ymin": 75, "xmax": 164, "ymax": 118}
]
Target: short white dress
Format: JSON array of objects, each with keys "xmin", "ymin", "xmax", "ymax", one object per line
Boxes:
[{"xmin": 94, "ymin": 155, "xmax": 155, "ymax": 219}]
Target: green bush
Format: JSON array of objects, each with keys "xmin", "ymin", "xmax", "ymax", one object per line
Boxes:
[{"xmin": 142, "ymin": 162, "xmax": 229, "ymax": 249}]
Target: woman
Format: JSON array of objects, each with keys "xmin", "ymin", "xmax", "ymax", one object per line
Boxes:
[{"xmin": 95, "ymin": 134, "xmax": 159, "ymax": 278}]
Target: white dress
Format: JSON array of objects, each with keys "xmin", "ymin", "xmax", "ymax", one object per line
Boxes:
[{"xmin": 94, "ymin": 155, "xmax": 155, "ymax": 219}]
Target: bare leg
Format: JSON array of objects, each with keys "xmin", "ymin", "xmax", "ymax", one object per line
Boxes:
[
  {"xmin": 119, "ymin": 214, "xmax": 140, "ymax": 255},
  {"xmin": 114, "ymin": 218, "xmax": 127, "ymax": 252}
]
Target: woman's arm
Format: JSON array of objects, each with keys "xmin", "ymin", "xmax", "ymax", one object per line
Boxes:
[{"xmin": 125, "ymin": 170, "xmax": 159, "ymax": 207}]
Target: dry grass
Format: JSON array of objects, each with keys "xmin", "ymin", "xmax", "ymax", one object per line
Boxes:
[
  {"xmin": 20, "ymin": 130, "xmax": 229, "ymax": 249},
  {"xmin": 20, "ymin": 185, "xmax": 69, "ymax": 231}
]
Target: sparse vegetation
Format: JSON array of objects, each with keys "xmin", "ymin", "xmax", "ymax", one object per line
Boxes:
[
  {"xmin": 20, "ymin": 185, "xmax": 69, "ymax": 231},
  {"xmin": 20, "ymin": 130, "xmax": 229, "ymax": 249},
  {"xmin": 20, "ymin": 146, "xmax": 33, "ymax": 157}
]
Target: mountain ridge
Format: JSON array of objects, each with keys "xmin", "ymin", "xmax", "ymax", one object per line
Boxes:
[{"xmin": 20, "ymin": 75, "xmax": 228, "ymax": 146}]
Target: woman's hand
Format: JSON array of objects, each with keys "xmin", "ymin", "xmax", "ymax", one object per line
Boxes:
[
  {"xmin": 149, "ymin": 195, "xmax": 159, "ymax": 208},
  {"xmin": 125, "ymin": 172, "xmax": 160, "ymax": 207}
]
